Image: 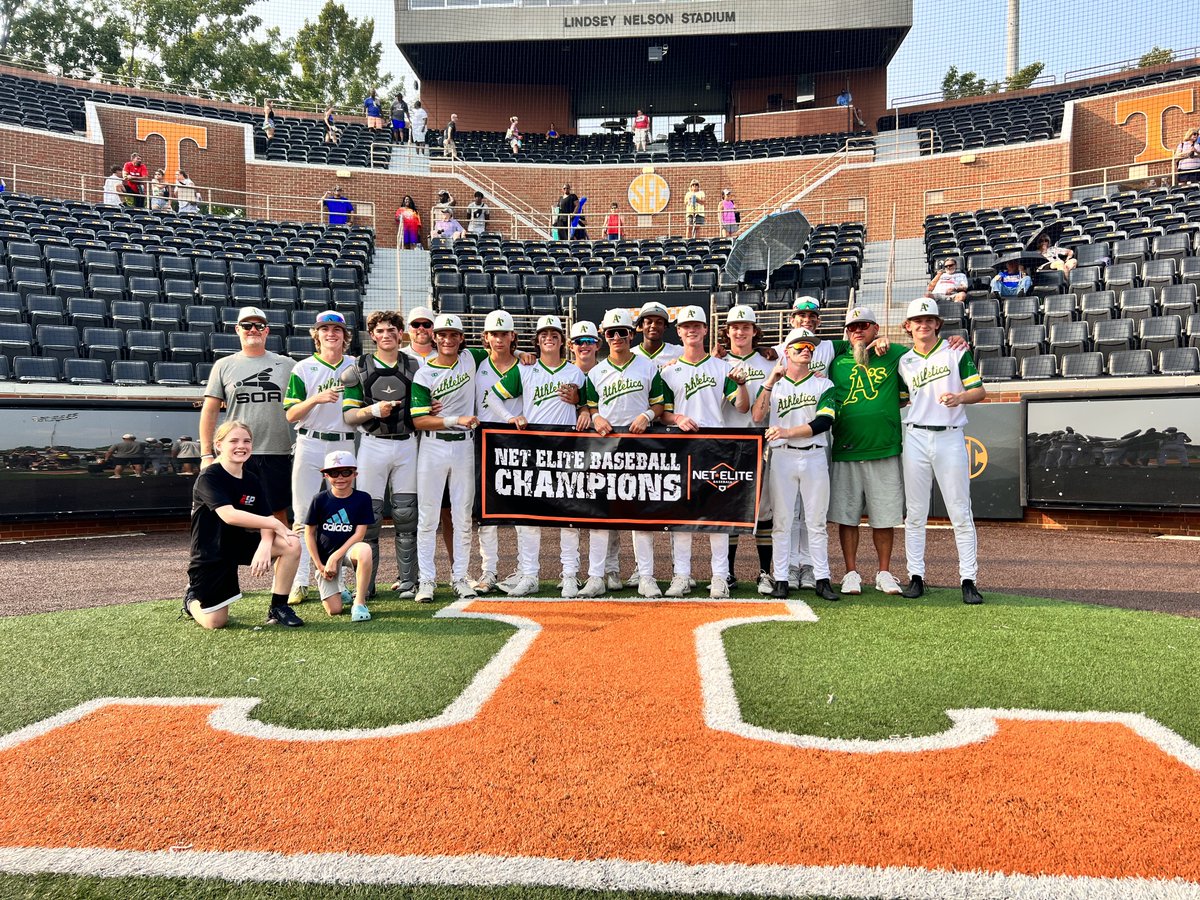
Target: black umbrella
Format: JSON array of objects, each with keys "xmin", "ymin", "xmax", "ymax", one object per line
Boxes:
[
  {"xmin": 992, "ymin": 250, "xmax": 1046, "ymax": 272},
  {"xmin": 1025, "ymin": 219, "xmax": 1067, "ymax": 252},
  {"xmin": 683, "ymin": 114, "xmax": 706, "ymax": 125},
  {"xmin": 724, "ymin": 209, "xmax": 811, "ymax": 286}
]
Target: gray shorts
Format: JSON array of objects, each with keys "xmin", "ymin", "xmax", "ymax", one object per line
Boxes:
[{"xmin": 828, "ymin": 456, "xmax": 904, "ymax": 528}]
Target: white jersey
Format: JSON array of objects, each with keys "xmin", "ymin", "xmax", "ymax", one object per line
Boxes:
[
  {"xmin": 723, "ymin": 350, "xmax": 772, "ymax": 428},
  {"xmin": 770, "ymin": 338, "xmax": 836, "ymax": 377},
  {"xmin": 659, "ymin": 354, "xmax": 740, "ymax": 428},
  {"xmin": 897, "ymin": 339, "xmax": 983, "ymax": 427},
  {"xmin": 761, "ymin": 372, "xmax": 837, "ymax": 449},
  {"xmin": 494, "ymin": 359, "xmax": 586, "ymax": 427},
  {"xmin": 633, "ymin": 341, "xmax": 683, "ymax": 366},
  {"xmin": 584, "ymin": 354, "xmax": 665, "ymax": 427},
  {"xmin": 284, "ymin": 355, "xmax": 359, "ymax": 433},
  {"xmin": 475, "ymin": 356, "xmax": 522, "ymax": 423},
  {"xmin": 411, "ymin": 348, "xmax": 485, "ymax": 426}
]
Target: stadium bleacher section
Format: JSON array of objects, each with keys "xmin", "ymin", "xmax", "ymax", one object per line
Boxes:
[{"xmin": 0, "ymin": 192, "xmax": 372, "ymax": 385}]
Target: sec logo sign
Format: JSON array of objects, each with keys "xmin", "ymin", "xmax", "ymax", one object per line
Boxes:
[
  {"xmin": 966, "ymin": 436, "xmax": 988, "ymax": 478},
  {"xmin": 628, "ymin": 173, "xmax": 670, "ymax": 215}
]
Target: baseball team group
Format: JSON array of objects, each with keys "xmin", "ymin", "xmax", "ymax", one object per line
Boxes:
[{"xmin": 182, "ymin": 295, "xmax": 986, "ymax": 629}]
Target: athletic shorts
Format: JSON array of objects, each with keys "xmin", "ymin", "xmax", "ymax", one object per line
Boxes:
[
  {"xmin": 315, "ymin": 556, "xmax": 356, "ymax": 601},
  {"xmin": 366, "ymin": 115, "xmax": 383, "ymax": 128},
  {"xmin": 828, "ymin": 456, "xmax": 904, "ymax": 528},
  {"xmin": 245, "ymin": 454, "xmax": 292, "ymax": 514},
  {"xmin": 187, "ymin": 530, "xmax": 261, "ymax": 611}
]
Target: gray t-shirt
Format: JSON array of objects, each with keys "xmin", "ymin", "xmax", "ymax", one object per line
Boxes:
[
  {"xmin": 109, "ymin": 438, "xmax": 145, "ymax": 459},
  {"xmin": 205, "ymin": 351, "xmax": 296, "ymax": 455}
]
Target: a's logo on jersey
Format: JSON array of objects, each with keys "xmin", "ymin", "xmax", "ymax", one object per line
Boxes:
[
  {"xmin": 234, "ymin": 368, "xmax": 284, "ymax": 404},
  {"xmin": 910, "ymin": 363, "xmax": 951, "ymax": 390},
  {"xmin": 323, "ymin": 508, "xmax": 356, "ymax": 533},
  {"xmin": 776, "ymin": 392, "xmax": 818, "ymax": 416},
  {"xmin": 681, "ymin": 370, "xmax": 718, "ymax": 400},
  {"xmin": 692, "ymin": 461, "xmax": 754, "ymax": 493},
  {"xmin": 966, "ymin": 436, "xmax": 988, "ymax": 479},
  {"xmin": 844, "ymin": 365, "xmax": 888, "ymax": 404}
]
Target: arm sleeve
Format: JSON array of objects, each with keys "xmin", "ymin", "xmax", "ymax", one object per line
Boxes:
[
  {"xmin": 958, "ymin": 350, "xmax": 983, "ymax": 390},
  {"xmin": 283, "ymin": 370, "xmax": 306, "ymax": 409},
  {"xmin": 410, "ymin": 380, "xmax": 433, "ymax": 417},
  {"xmin": 493, "ymin": 365, "xmax": 524, "ymax": 401},
  {"xmin": 809, "ymin": 414, "xmax": 834, "ymax": 436}
]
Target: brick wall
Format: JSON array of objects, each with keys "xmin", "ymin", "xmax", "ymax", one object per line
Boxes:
[
  {"xmin": 735, "ymin": 107, "xmax": 858, "ymax": 142},
  {"xmin": 1070, "ymin": 79, "xmax": 1199, "ymax": 177},
  {"xmin": 418, "ymin": 80, "xmax": 573, "ymax": 135}
]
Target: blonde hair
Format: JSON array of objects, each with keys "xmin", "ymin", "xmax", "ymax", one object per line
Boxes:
[{"xmin": 214, "ymin": 420, "xmax": 252, "ymax": 457}]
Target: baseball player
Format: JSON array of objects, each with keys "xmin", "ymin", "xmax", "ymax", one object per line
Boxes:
[
  {"xmin": 302, "ymin": 450, "xmax": 374, "ymax": 622},
  {"xmin": 632, "ymin": 301, "xmax": 683, "ymax": 365},
  {"xmin": 578, "ymin": 307, "xmax": 666, "ymax": 598},
  {"xmin": 895, "ymin": 297, "xmax": 986, "ymax": 605},
  {"xmin": 494, "ymin": 314, "xmax": 589, "ymax": 597},
  {"xmin": 341, "ymin": 310, "xmax": 421, "ymax": 598},
  {"xmin": 659, "ymin": 306, "xmax": 749, "ymax": 598},
  {"xmin": 284, "ymin": 310, "xmax": 360, "ymax": 604},
  {"xmin": 410, "ymin": 314, "xmax": 487, "ymax": 602},
  {"xmin": 751, "ymin": 327, "xmax": 839, "ymax": 602}
]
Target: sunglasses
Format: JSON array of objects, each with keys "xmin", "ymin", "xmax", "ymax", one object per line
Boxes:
[
  {"xmin": 410, "ymin": 321, "xmax": 433, "ymax": 329},
  {"xmin": 788, "ymin": 342, "xmax": 816, "ymax": 353},
  {"xmin": 238, "ymin": 322, "xmax": 267, "ymax": 331},
  {"xmin": 605, "ymin": 328, "xmax": 632, "ymax": 338},
  {"xmin": 845, "ymin": 322, "xmax": 873, "ymax": 331},
  {"xmin": 324, "ymin": 468, "xmax": 356, "ymax": 478}
]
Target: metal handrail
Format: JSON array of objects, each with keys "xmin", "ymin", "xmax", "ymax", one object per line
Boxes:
[
  {"xmin": 889, "ymin": 75, "xmax": 1058, "ymax": 111},
  {"xmin": 762, "ymin": 136, "xmax": 874, "ymax": 213},
  {"xmin": 1063, "ymin": 47, "xmax": 1200, "ymax": 82}
]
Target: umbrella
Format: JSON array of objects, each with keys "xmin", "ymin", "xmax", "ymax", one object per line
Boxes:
[
  {"xmin": 683, "ymin": 114, "xmax": 706, "ymax": 125},
  {"xmin": 600, "ymin": 120, "xmax": 625, "ymax": 131},
  {"xmin": 992, "ymin": 250, "xmax": 1046, "ymax": 272},
  {"xmin": 724, "ymin": 209, "xmax": 811, "ymax": 286},
  {"xmin": 1025, "ymin": 219, "xmax": 1067, "ymax": 251}
]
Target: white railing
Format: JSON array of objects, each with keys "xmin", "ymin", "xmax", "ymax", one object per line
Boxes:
[
  {"xmin": 889, "ymin": 75, "xmax": 1058, "ymax": 111},
  {"xmin": 761, "ymin": 135, "xmax": 875, "ymax": 213},
  {"xmin": 1064, "ymin": 47, "xmax": 1200, "ymax": 82}
]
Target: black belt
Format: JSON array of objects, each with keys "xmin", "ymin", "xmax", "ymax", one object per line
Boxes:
[
  {"xmin": 298, "ymin": 427, "xmax": 355, "ymax": 440},
  {"xmin": 364, "ymin": 432, "xmax": 412, "ymax": 441},
  {"xmin": 785, "ymin": 444, "xmax": 819, "ymax": 451},
  {"xmin": 909, "ymin": 424, "xmax": 961, "ymax": 432},
  {"xmin": 433, "ymin": 432, "xmax": 467, "ymax": 442}
]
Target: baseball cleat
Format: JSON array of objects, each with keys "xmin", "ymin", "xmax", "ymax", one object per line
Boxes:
[
  {"xmin": 787, "ymin": 566, "xmax": 800, "ymax": 590},
  {"xmin": 579, "ymin": 576, "xmax": 607, "ymax": 598},
  {"xmin": 757, "ymin": 571, "xmax": 774, "ymax": 595},
  {"xmin": 708, "ymin": 576, "xmax": 730, "ymax": 599},
  {"xmin": 473, "ymin": 571, "xmax": 498, "ymax": 594},
  {"xmin": 637, "ymin": 576, "xmax": 662, "ymax": 598},
  {"xmin": 453, "ymin": 579, "xmax": 477, "ymax": 599},
  {"xmin": 814, "ymin": 579, "xmax": 839, "ymax": 602},
  {"xmin": 901, "ymin": 575, "xmax": 925, "ymax": 598},
  {"xmin": 414, "ymin": 581, "xmax": 436, "ymax": 604},
  {"xmin": 624, "ymin": 572, "xmax": 640, "ymax": 589},
  {"xmin": 799, "ymin": 564, "xmax": 817, "ymax": 590},
  {"xmin": 664, "ymin": 574, "xmax": 691, "ymax": 598},
  {"xmin": 962, "ymin": 579, "xmax": 985, "ymax": 605},
  {"xmin": 391, "ymin": 580, "xmax": 417, "ymax": 599},
  {"xmin": 559, "ymin": 575, "xmax": 579, "ymax": 598},
  {"xmin": 771, "ymin": 579, "xmax": 789, "ymax": 599},
  {"xmin": 605, "ymin": 571, "xmax": 623, "ymax": 591},
  {"xmin": 500, "ymin": 575, "xmax": 539, "ymax": 597}
]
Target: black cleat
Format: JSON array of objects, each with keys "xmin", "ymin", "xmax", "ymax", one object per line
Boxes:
[
  {"xmin": 771, "ymin": 579, "xmax": 789, "ymax": 599},
  {"xmin": 961, "ymin": 579, "xmax": 984, "ymax": 605},
  {"xmin": 266, "ymin": 604, "xmax": 305, "ymax": 627},
  {"xmin": 813, "ymin": 578, "xmax": 839, "ymax": 602},
  {"xmin": 901, "ymin": 575, "xmax": 925, "ymax": 598},
  {"xmin": 179, "ymin": 588, "xmax": 196, "ymax": 621}
]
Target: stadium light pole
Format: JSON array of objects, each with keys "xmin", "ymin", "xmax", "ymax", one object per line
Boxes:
[{"xmin": 1005, "ymin": 0, "xmax": 1020, "ymax": 84}]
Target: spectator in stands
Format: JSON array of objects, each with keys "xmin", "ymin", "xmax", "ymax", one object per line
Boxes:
[
  {"xmin": 432, "ymin": 189, "xmax": 455, "ymax": 227},
  {"xmin": 104, "ymin": 433, "xmax": 145, "ymax": 479},
  {"xmin": 443, "ymin": 113, "xmax": 459, "ymax": 161},
  {"xmin": 122, "ymin": 152, "xmax": 148, "ymax": 208},
  {"xmin": 322, "ymin": 186, "xmax": 354, "ymax": 225},
  {"xmin": 364, "ymin": 89, "xmax": 383, "ymax": 132},
  {"xmin": 684, "ymin": 179, "xmax": 706, "ymax": 238},
  {"xmin": 604, "ymin": 202, "xmax": 624, "ymax": 240},
  {"xmin": 397, "ymin": 196, "xmax": 421, "ymax": 249},
  {"xmin": 633, "ymin": 109, "xmax": 651, "ymax": 152},
  {"xmin": 262, "ymin": 100, "xmax": 276, "ymax": 142},
  {"xmin": 149, "ymin": 169, "xmax": 170, "ymax": 211},
  {"xmin": 466, "ymin": 191, "xmax": 490, "ymax": 236},
  {"xmin": 719, "ymin": 188, "xmax": 738, "ymax": 237},
  {"xmin": 546, "ymin": 124, "xmax": 559, "ymax": 140},
  {"xmin": 323, "ymin": 105, "xmax": 339, "ymax": 144},
  {"xmin": 572, "ymin": 215, "xmax": 589, "ymax": 241},
  {"xmin": 433, "ymin": 209, "xmax": 466, "ymax": 243},
  {"xmin": 102, "ymin": 166, "xmax": 123, "ymax": 206},
  {"xmin": 390, "ymin": 94, "xmax": 409, "ymax": 144},
  {"xmin": 555, "ymin": 184, "xmax": 578, "ymax": 240},
  {"xmin": 175, "ymin": 169, "xmax": 200, "ymax": 214},
  {"xmin": 409, "ymin": 101, "xmax": 429, "ymax": 154},
  {"xmin": 990, "ymin": 257, "xmax": 1032, "ymax": 297},
  {"xmin": 506, "ymin": 116, "xmax": 521, "ymax": 155},
  {"xmin": 925, "ymin": 257, "xmax": 968, "ymax": 304},
  {"xmin": 1036, "ymin": 234, "xmax": 1076, "ymax": 277},
  {"xmin": 1174, "ymin": 127, "xmax": 1200, "ymax": 184}
]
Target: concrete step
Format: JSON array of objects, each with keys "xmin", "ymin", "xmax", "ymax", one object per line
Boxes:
[
  {"xmin": 390, "ymin": 144, "xmax": 431, "ymax": 174},
  {"xmin": 874, "ymin": 127, "xmax": 927, "ymax": 163},
  {"xmin": 363, "ymin": 248, "xmax": 400, "ymax": 315},
  {"xmin": 397, "ymin": 248, "xmax": 432, "ymax": 314}
]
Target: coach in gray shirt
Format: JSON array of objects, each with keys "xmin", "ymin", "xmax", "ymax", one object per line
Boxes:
[{"xmin": 198, "ymin": 306, "xmax": 295, "ymax": 517}]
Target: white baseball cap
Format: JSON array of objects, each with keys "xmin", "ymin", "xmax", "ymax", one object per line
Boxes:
[
  {"xmin": 408, "ymin": 306, "xmax": 435, "ymax": 327},
  {"xmin": 636, "ymin": 301, "xmax": 670, "ymax": 324},
  {"xmin": 321, "ymin": 450, "xmax": 357, "ymax": 472},
  {"xmin": 536, "ymin": 314, "xmax": 565, "ymax": 335},
  {"xmin": 433, "ymin": 313, "xmax": 464, "ymax": 333},
  {"xmin": 904, "ymin": 297, "xmax": 943, "ymax": 322},
  {"xmin": 600, "ymin": 308, "xmax": 634, "ymax": 331},
  {"xmin": 783, "ymin": 327, "xmax": 821, "ymax": 349},
  {"xmin": 237, "ymin": 306, "xmax": 267, "ymax": 323},
  {"xmin": 570, "ymin": 320, "xmax": 599, "ymax": 341},
  {"xmin": 726, "ymin": 305, "xmax": 757, "ymax": 324},
  {"xmin": 792, "ymin": 296, "xmax": 821, "ymax": 313},
  {"xmin": 844, "ymin": 306, "xmax": 878, "ymax": 326},
  {"xmin": 675, "ymin": 305, "xmax": 707, "ymax": 325},
  {"xmin": 483, "ymin": 309, "xmax": 515, "ymax": 332}
]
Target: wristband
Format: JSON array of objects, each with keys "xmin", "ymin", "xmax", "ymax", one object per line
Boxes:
[
  {"xmin": 201, "ymin": 453, "xmax": 214, "ymax": 458},
  {"xmin": 446, "ymin": 415, "xmax": 461, "ymax": 429},
  {"xmin": 640, "ymin": 410, "xmax": 655, "ymax": 424}
]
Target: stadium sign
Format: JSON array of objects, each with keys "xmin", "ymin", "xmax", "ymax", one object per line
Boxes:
[
  {"xmin": 562, "ymin": 10, "xmax": 736, "ymax": 29},
  {"xmin": 136, "ymin": 118, "xmax": 209, "ymax": 183},
  {"xmin": 628, "ymin": 171, "xmax": 670, "ymax": 215},
  {"xmin": 1115, "ymin": 88, "xmax": 1194, "ymax": 163}
]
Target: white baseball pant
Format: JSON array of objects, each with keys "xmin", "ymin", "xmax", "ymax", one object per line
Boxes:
[
  {"xmin": 769, "ymin": 446, "xmax": 830, "ymax": 582},
  {"xmin": 291, "ymin": 433, "xmax": 354, "ymax": 590},
  {"xmin": 902, "ymin": 425, "xmax": 978, "ymax": 581},
  {"xmin": 514, "ymin": 526, "xmax": 580, "ymax": 579},
  {"xmin": 671, "ymin": 531, "xmax": 729, "ymax": 580},
  {"xmin": 589, "ymin": 530, "xmax": 654, "ymax": 579},
  {"xmin": 416, "ymin": 434, "xmax": 475, "ymax": 584}
]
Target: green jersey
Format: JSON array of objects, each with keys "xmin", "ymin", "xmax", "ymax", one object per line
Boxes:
[{"xmin": 827, "ymin": 343, "xmax": 908, "ymax": 462}]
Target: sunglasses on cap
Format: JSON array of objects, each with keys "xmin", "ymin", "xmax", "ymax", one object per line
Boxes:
[
  {"xmin": 604, "ymin": 328, "xmax": 632, "ymax": 338},
  {"xmin": 323, "ymin": 468, "xmax": 356, "ymax": 478},
  {"xmin": 238, "ymin": 321, "xmax": 267, "ymax": 331},
  {"xmin": 315, "ymin": 312, "xmax": 347, "ymax": 325}
]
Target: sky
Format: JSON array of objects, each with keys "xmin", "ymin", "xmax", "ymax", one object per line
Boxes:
[{"xmin": 258, "ymin": 0, "xmax": 1200, "ymax": 108}]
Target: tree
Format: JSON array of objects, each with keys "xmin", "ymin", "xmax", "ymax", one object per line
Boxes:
[
  {"xmin": 1140, "ymin": 46, "xmax": 1175, "ymax": 68},
  {"xmin": 1005, "ymin": 61, "xmax": 1044, "ymax": 92},
  {"xmin": 942, "ymin": 66, "xmax": 995, "ymax": 101},
  {"xmin": 287, "ymin": 1, "xmax": 394, "ymax": 108},
  {"xmin": 4, "ymin": 0, "xmax": 124, "ymax": 78}
]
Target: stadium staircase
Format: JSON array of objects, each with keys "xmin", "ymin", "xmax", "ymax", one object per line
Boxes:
[
  {"xmin": 389, "ymin": 144, "xmax": 432, "ymax": 175},
  {"xmin": 396, "ymin": 248, "xmax": 432, "ymax": 315},
  {"xmin": 854, "ymin": 237, "xmax": 930, "ymax": 336},
  {"xmin": 873, "ymin": 128, "xmax": 928, "ymax": 164}
]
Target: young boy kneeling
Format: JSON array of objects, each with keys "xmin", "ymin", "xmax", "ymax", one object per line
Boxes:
[{"xmin": 303, "ymin": 451, "xmax": 375, "ymax": 621}]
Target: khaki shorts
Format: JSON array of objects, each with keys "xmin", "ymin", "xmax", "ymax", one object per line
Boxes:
[{"xmin": 828, "ymin": 456, "xmax": 904, "ymax": 528}]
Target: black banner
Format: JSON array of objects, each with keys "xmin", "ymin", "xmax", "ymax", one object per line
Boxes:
[
  {"xmin": 930, "ymin": 401, "xmax": 1023, "ymax": 520},
  {"xmin": 474, "ymin": 424, "xmax": 763, "ymax": 533}
]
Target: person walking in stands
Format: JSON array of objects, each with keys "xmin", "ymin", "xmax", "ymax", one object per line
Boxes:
[
  {"xmin": 302, "ymin": 450, "xmax": 374, "ymax": 622},
  {"xmin": 604, "ymin": 202, "xmax": 624, "ymax": 240},
  {"xmin": 506, "ymin": 116, "xmax": 521, "ymax": 155},
  {"xmin": 175, "ymin": 169, "xmax": 200, "ymax": 214},
  {"xmin": 443, "ymin": 113, "xmax": 460, "ymax": 161},
  {"xmin": 658, "ymin": 306, "xmax": 750, "ymax": 598},
  {"xmin": 397, "ymin": 196, "xmax": 422, "ymax": 249},
  {"xmin": 323, "ymin": 105, "xmax": 339, "ymax": 144},
  {"xmin": 895, "ymin": 298, "xmax": 986, "ymax": 605},
  {"xmin": 323, "ymin": 186, "xmax": 354, "ymax": 225},
  {"xmin": 466, "ymin": 191, "xmax": 490, "ymax": 236},
  {"xmin": 752, "ymin": 327, "xmax": 840, "ymax": 602},
  {"xmin": 409, "ymin": 101, "xmax": 429, "ymax": 154},
  {"xmin": 364, "ymin": 89, "xmax": 384, "ymax": 132},
  {"xmin": 102, "ymin": 166, "xmax": 123, "ymax": 206},
  {"xmin": 633, "ymin": 108, "xmax": 651, "ymax": 152},
  {"xmin": 183, "ymin": 420, "xmax": 302, "ymax": 630},
  {"xmin": 262, "ymin": 100, "xmax": 277, "ymax": 142},
  {"xmin": 122, "ymin": 152, "xmax": 148, "ymax": 208},
  {"xmin": 684, "ymin": 179, "xmax": 706, "ymax": 238},
  {"xmin": 390, "ymin": 94, "xmax": 409, "ymax": 144},
  {"xmin": 555, "ymin": 184, "xmax": 578, "ymax": 241},
  {"xmin": 494, "ymin": 314, "xmax": 589, "ymax": 597},
  {"xmin": 284, "ymin": 310, "xmax": 360, "ymax": 605}
]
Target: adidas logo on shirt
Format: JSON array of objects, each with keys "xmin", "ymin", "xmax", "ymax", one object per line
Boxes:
[{"xmin": 323, "ymin": 508, "xmax": 356, "ymax": 533}]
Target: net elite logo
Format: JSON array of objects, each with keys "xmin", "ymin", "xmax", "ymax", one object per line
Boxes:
[{"xmin": 692, "ymin": 460, "xmax": 754, "ymax": 493}]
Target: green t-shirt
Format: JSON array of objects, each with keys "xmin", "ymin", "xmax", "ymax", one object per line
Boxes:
[{"xmin": 827, "ymin": 343, "xmax": 908, "ymax": 462}]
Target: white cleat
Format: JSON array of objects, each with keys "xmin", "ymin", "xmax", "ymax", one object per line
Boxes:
[
  {"xmin": 664, "ymin": 574, "xmax": 691, "ymax": 598},
  {"xmin": 500, "ymin": 575, "xmax": 539, "ymax": 597},
  {"xmin": 637, "ymin": 576, "xmax": 662, "ymax": 598},
  {"xmin": 579, "ymin": 576, "xmax": 607, "ymax": 598},
  {"xmin": 757, "ymin": 571, "xmax": 774, "ymax": 595},
  {"xmin": 709, "ymin": 576, "xmax": 730, "ymax": 599},
  {"xmin": 560, "ymin": 575, "xmax": 579, "ymax": 598},
  {"xmin": 605, "ymin": 572, "xmax": 623, "ymax": 591},
  {"xmin": 414, "ymin": 581, "xmax": 436, "ymax": 604},
  {"xmin": 453, "ymin": 578, "xmax": 477, "ymax": 599}
]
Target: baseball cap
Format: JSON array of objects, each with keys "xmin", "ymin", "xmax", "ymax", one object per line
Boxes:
[
  {"xmin": 792, "ymin": 297, "xmax": 821, "ymax": 313},
  {"xmin": 844, "ymin": 306, "xmax": 878, "ymax": 326},
  {"xmin": 122, "ymin": 433, "xmax": 135, "ymax": 439},
  {"xmin": 675, "ymin": 305, "xmax": 706, "ymax": 325},
  {"xmin": 237, "ymin": 306, "xmax": 267, "ymax": 323},
  {"xmin": 726, "ymin": 305, "xmax": 757, "ymax": 324},
  {"xmin": 483, "ymin": 309, "xmax": 515, "ymax": 332},
  {"xmin": 636, "ymin": 301, "xmax": 670, "ymax": 324},
  {"xmin": 784, "ymin": 327, "xmax": 821, "ymax": 349},
  {"xmin": 433, "ymin": 313, "xmax": 464, "ymax": 333},
  {"xmin": 536, "ymin": 314, "xmax": 565, "ymax": 335},
  {"xmin": 904, "ymin": 297, "xmax": 943, "ymax": 322},
  {"xmin": 600, "ymin": 308, "xmax": 634, "ymax": 331},
  {"xmin": 570, "ymin": 320, "xmax": 599, "ymax": 341},
  {"xmin": 408, "ymin": 305, "xmax": 435, "ymax": 326},
  {"xmin": 321, "ymin": 450, "xmax": 357, "ymax": 472}
]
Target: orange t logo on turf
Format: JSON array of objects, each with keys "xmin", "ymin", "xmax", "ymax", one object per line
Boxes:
[
  {"xmin": 1115, "ymin": 89, "xmax": 1195, "ymax": 162},
  {"xmin": 135, "ymin": 119, "xmax": 209, "ymax": 182}
]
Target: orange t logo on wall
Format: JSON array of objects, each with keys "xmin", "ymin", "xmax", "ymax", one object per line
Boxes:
[
  {"xmin": 136, "ymin": 119, "xmax": 209, "ymax": 181},
  {"xmin": 1115, "ymin": 89, "xmax": 1195, "ymax": 162}
]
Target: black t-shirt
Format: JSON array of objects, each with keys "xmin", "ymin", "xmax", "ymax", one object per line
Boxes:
[
  {"xmin": 190, "ymin": 463, "xmax": 270, "ymax": 567},
  {"xmin": 558, "ymin": 193, "xmax": 578, "ymax": 216},
  {"xmin": 305, "ymin": 488, "xmax": 374, "ymax": 563}
]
